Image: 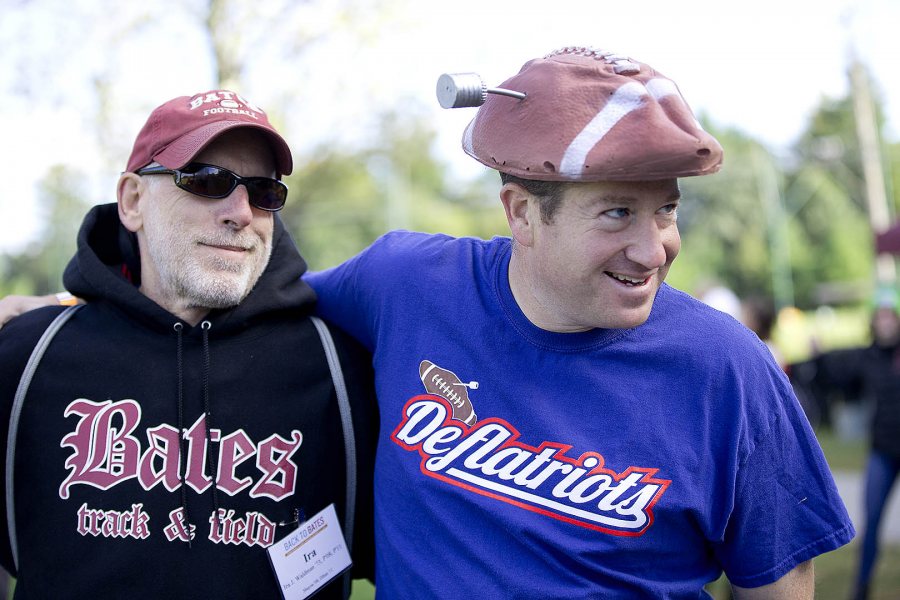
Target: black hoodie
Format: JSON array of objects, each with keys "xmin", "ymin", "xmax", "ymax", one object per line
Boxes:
[{"xmin": 0, "ymin": 203, "xmax": 377, "ymax": 598}]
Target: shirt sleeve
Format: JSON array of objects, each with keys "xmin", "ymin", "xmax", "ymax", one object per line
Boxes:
[
  {"xmin": 712, "ymin": 376, "xmax": 855, "ymax": 587},
  {"xmin": 304, "ymin": 232, "xmax": 420, "ymax": 352},
  {"xmin": 304, "ymin": 247, "xmax": 378, "ymax": 351}
]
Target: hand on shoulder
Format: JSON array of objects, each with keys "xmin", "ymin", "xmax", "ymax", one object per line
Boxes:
[{"xmin": 0, "ymin": 294, "xmax": 65, "ymax": 329}]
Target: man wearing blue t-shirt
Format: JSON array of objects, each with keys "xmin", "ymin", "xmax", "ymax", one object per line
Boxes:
[
  {"xmin": 1, "ymin": 47, "xmax": 855, "ymax": 597},
  {"xmin": 307, "ymin": 48, "xmax": 854, "ymax": 598}
]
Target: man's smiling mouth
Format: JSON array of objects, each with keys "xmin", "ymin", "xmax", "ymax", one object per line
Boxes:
[{"xmin": 606, "ymin": 272, "xmax": 650, "ymax": 286}]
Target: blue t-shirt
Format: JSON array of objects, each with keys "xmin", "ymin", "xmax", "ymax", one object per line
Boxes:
[{"xmin": 306, "ymin": 231, "xmax": 854, "ymax": 599}]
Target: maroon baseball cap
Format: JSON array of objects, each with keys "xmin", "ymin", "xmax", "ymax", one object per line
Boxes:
[
  {"xmin": 462, "ymin": 47, "xmax": 722, "ymax": 182},
  {"xmin": 125, "ymin": 90, "xmax": 293, "ymax": 176}
]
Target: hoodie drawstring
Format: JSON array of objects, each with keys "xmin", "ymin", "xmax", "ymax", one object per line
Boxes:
[
  {"xmin": 173, "ymin": 322, "xmax": 191, "ymax": 547},
  {"xmin": 173, "ymin": 320, "xmax": 222, "ymax": 547},
  {"xmin": 201, "ymin": 321, "xmax": 223, "ymax": 539}
]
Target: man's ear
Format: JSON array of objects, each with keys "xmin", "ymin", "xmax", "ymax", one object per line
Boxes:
[
  {"xmin": 117, "ymin": 173, "xmax": 144, "ymax": 233},
  {"xmin": 500, "ymin": 182, "xmax": 537, "ymax": 247}
]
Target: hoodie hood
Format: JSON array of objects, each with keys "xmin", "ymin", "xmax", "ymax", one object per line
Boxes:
[{"xmin": 63, "ymin": 203, "xmax": 317, "ymax": 333}]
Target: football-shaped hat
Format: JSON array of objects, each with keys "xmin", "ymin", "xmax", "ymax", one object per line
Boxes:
[{"xmin": 453, "ymin": 47, "xmax": 722, "ymax": 181}]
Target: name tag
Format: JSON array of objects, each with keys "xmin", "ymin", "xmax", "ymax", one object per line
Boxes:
[{"xmin": 267, "ymin": 504, "xmax": 353, "ymax": 600}]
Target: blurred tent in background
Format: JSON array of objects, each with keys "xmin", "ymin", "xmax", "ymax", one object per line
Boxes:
[{"xmin": 876, "ymin": 221, "xmax": 900, "ymax": 255}]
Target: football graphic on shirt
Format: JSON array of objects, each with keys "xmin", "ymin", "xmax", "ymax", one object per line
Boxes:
[{"xmin": 419, "ymin": 360, "xmax": 478, "ymax": 426}]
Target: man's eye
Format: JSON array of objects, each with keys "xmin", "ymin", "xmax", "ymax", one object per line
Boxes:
[
  {"xmin": 659, "ymin": 204, "xmax": 679, "ymax": 215},
  {"xmin": 603, "ymin": 208, "xmax": 630, "ymax": 219}
]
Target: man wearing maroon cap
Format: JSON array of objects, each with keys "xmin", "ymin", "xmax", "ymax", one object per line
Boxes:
[
  {"xmin": 0, "ymin": 90, "xmax": 376, "ymax": 598},
  {"xmin": 1, "ymin": 50, "xmax": 856, "ymax": 598}
]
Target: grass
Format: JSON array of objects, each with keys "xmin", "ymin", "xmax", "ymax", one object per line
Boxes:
[
  {"xmin": 816, "ymin": 542, "xmax": 900, "ymax": 600},
  {"xmin": 816, "ymin": 422, "xmax": 870, "ymax": 472},
  {"xmin": 706, "ymin": 543, "xmax": 900, "ymax": 599},
  {"xmin": 811, "ymin": 426, "xmax": 900, "ymax": 599},
  {"xmin": 350, "ymin": 579, "xmax": 375, "ymax": 600}
]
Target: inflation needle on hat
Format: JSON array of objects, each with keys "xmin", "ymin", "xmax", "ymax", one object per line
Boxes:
[{"xmin": 436, "ymin": 73, "xmax": 526, "ymax": 109}]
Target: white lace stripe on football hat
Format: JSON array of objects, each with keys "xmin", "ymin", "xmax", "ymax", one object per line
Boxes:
[
  {"xmin": 643, "ymin": 78, "xmax": 703, "ymax": 130},
  {"xmin": 559, "ymin": 80, "xmax": 648, "ymax": 177}
]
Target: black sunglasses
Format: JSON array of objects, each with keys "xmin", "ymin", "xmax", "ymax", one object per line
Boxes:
[{"xmin": 136, "ymin": 163, "xmax": 288, "ymax": 212}]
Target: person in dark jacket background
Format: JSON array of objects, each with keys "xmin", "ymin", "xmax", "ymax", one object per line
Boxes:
[
  {"xmin": 791, "ymin": 288, "xmax": 900, "ymax": 600},
  {"xmin": 848, "ymin": 293, "xmax": 900, "ymax": 600},
  {"xmin": 0, "ymin": 90, "xmax": 377, "ymax": 598}
]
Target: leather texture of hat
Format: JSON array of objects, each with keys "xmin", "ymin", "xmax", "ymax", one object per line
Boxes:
[{"xmin": 462, "ymin": 47, "xmax": 723, "ymax": 181}]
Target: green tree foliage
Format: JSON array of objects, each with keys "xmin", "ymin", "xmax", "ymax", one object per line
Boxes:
[
  {"xmin": 784, "ymin": 165, "xmax": 875, "ymax": 306},
  {"xmin": 1, "ymin": 0, "xmax": 406, "ymax": 292},
  {"xmin": 3, "ymin": 0, "xmax": 898, "ymax": 318},
  {"xmin": 279, "ymin": 111, "xmax": 506, "ymax": 271},
  {"xmin": 795, "ymin": 95, "xmax": 867, "ymax": 206},
  {"xmin": 670, "ymin": 77, "xmax": 898, "ymax": 311},
  {"xmin": 783, "ymin": 73, "xmax": 892, "ymax": 307},
  {"xmin": 888, "ymin": 142, "xmax": 900, "ymax": 210},
  {"xmin": 0, "ymin": 166, "xmax": 91, "ymax": 296},
  {"xmin": 667, "ymin": 124, "xmax": 777, "ymax": 301}
]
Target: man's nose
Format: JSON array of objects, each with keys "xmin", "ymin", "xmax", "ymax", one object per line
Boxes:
[
  {"xmin": 218, "ymin": 184, "xmax": 254, "ymax": 229},
  {"xmin": 624, "ymin": 217, "xmax": 672, "ymax": 269}
]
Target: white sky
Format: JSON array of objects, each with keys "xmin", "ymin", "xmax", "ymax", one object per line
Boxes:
[{"xmin": 2, "ymin": 0, "xmax": 899, "ymax": 253}]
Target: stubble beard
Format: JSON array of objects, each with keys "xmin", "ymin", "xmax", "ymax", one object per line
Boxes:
[{"xmin": 149, "ymin": 228, "xmax": 272, "ymax": 311}]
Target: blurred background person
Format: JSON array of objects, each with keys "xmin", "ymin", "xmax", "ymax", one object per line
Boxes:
[
  {"xmin": 786, "ymin": 288, "xmax": 900, "ymax": 599},
  {"xmin": 740, "ymin": 295, "xmax": 783, "ymax": 367},
  {"xmin": 848, "ymin": 291, "xmax": 900, "ymax": 600}
]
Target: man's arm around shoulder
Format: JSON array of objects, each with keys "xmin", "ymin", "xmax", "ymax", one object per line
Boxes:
[
  {"xmin": 0, "ymin": 294, "xmax": 63, "ymax": 329},
  {"xmin": 732, "ymin": 560, "xmax": 813, "ymax": 600}
]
